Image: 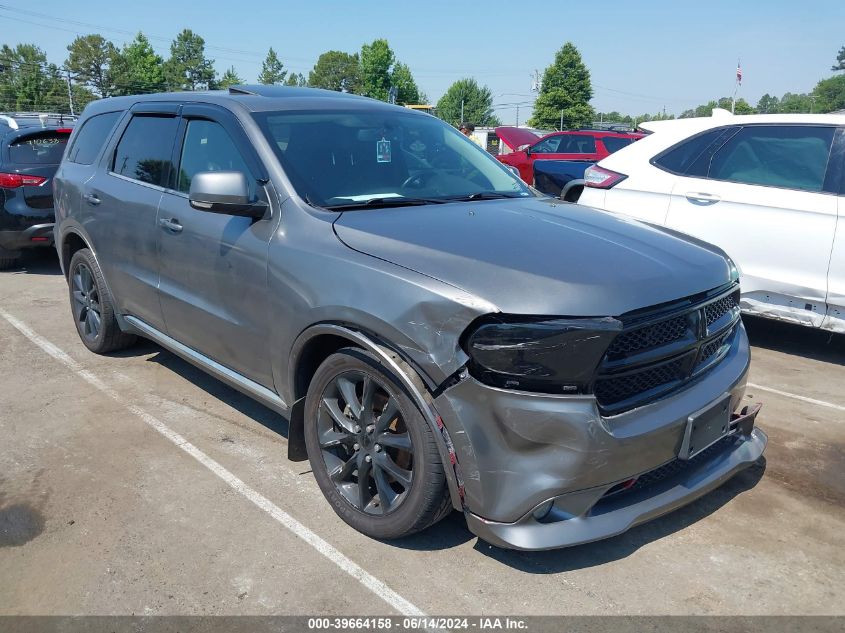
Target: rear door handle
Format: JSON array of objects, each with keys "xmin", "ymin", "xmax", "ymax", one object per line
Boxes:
[
  {"xmin": 158, "ymin": 217, "xmax": 183, "ymax": 233},
  {"xmin": 83, "ymin": 193, "xmax": 101, "ymax": 206},
  {"xmin": 684, "ymin": 192, "xmax": 721, "ymax": 205}
]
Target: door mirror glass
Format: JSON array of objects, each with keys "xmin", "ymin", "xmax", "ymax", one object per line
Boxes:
[{"xmin": 189, "ymin": 171, "xmax": 265, "ymax": 218}]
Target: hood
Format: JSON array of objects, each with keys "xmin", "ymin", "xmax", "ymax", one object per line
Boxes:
[
  {"xmin": 494, "ymin": 126, "xmax": 540, "ymax": 150},
  {"xmin": 333, "ymin": 198, "xmax": 733, "ymax": 317}
]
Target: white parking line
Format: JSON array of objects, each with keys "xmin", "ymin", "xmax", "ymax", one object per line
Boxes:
[
  {"xmin": 0, "ymin": 309, "xmax": 426, "ymax": 618},
  {"xmin": 747, "ymin": 382, "xmax": 845, "ymax": 415}
]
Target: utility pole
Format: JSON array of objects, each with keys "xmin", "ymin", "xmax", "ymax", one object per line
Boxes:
[
  {"xmin": 460, "ymin": 99, "xmax": 464, "ymax": 123},
  {"xmin": 560, "ymin": 109, "xmax": 564, "ymax": 131},
  {"xmin": 65, "ymin": 70, "xmax": 75, "ymax": 116},
  {"xmin": 516, "ymin": 104, "xmax": 519, "ymax": 127}
]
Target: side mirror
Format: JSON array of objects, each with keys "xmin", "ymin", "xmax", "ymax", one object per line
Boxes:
[
  {"xmin": 517, "ymin": 143, "xmax": 531, "ymax": 156},
  {"xmin": 188, "ymin": 171, "xmax": 267, "ymax": 219}
]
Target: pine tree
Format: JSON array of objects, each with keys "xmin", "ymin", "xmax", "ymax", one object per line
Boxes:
[
  {"xmin": 528, "ymin": 42, "xmax": 594, "ymax": 130},
  {"xmin": 258, "ymin": 47, "xmax": 287, "ymax": 84}
]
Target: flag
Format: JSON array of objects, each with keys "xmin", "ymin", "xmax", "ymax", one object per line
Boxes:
[{"xmin": 736, "ymin": 62, "xmax": 742, "ymax": 85}]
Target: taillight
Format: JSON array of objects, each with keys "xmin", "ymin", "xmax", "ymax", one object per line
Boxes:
[
  {"xmin": 584, "ymin": 165, "xmax": 627, "ymax": 189},
  {"xmin": 0, "ymin": 173, "xmax": 48, "ymax": 188}
]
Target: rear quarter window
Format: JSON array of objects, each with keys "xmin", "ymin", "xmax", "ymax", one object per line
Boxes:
[
  {"xmin": 652, "ymin": 127, "xmax": 739, "ymax": 176},
  {"xmin": 601, "ymin": 136, "xmax": 634, "ymax": 153},
  {"xmin": 67, "ymin": 111, "xmax": 121, "ymax": 165},
  {"xmin": 8, "ymin": 132, "xmax": 69, "ymax": 164}
]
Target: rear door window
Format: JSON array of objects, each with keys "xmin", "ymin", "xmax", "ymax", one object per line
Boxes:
[
  {"xmin": 708, "ymin": 125, "xmax": 835, "ymax": 192},
  {"xmin": 112, "ymin": 115, "xmax": 178, "ymax": 186},
  {"xmin": 9, "ymin": 132, "xmax": 69, "ymax": 164},
  {"xmin": 67, "ymin": 111, "xmax": 121, "ymax": 165},
  {"xmin": 555, "ymin": 134, "xmax": 596, "ymax": 154}
]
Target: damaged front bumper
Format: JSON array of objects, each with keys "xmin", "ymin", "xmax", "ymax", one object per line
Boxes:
[
  {"xmin": 466, "ymin": 417, "xmax": 765, "ymax": 551},
  {"xmin": 434, "ymin": 322, "xmax": 767, "ymax": 550}
]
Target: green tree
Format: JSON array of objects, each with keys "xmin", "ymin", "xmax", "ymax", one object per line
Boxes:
[
  {"xmin": 390, "ymin": 62, "xmax": 423, "ymax": 104},
  {"xmin": 814, "ymin": 74, "xmax": 845, "ymax": 112},
  {"xmin": 219, "ymin": 66, "xmax": 244, "ymax": 88},
  {"xmin": 435, "ymin": 78, "xmax": 500, "ymax": 127},
  {"xmin": 528, "ymin": 42, "xmax": 594, "ymax": 129},
  {"xmin": 756, "ymin": 93, "xmax": 780, "ymax": 113},
  {"xmin": 359, "ymin": 39, "xmax": 394, "ymax": 100},
  {"xmin": 111, "ymin": 33, "xmax": 165, "ymax": 95},
  {"xmin": 0, "ymin": 44, "xmax": 69, "ymax": 112},
  {"xmin": 65, "ymin": 34, "xmax": 118, "ymax": 97},
  {"xmin": 832, "ymin": 46, "xmax": 845, "ymax": 72},
  {"xmin": 779, "ymin": 92, "xmax": 814, "ymax": 113},
  {"xmin": 308, "ymin": 51, "xmax": 360, "ymax": 92},
  {"xmin": 284, "ymin": 72, "xmax": 307, "ymax": 87},
  {"xmin": 165, "ymin": 29, "xmax": 215, "ymax": 91},
  {"xmin": 258, "ymin": 47, "xmax": 287, "ymax": 84}
]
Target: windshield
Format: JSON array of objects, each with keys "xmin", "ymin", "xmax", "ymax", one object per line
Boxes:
[{"xmin": 252, "ymin": 110, "xmax": 532, "ymax": 208}]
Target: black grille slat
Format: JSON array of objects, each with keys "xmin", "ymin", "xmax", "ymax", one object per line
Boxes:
[
  {"xmin": 596, "ymin": 284, "xmax": 740, "ymax": 414},
  {"xmin": 595, "ymin": 356, "xmax": 687, "ymax": 405},
  {"xmin": 704, "ymin": 291, "xmax": 739, "ymax": 326},
  {"xmin": 606, "ymin": 314, "xmax": 688, "ymax": 357}
]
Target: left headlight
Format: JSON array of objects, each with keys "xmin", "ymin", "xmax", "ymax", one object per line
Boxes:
[{"xmin": 461, "ymin": 315, "xmax": 622, "ymax": 394}]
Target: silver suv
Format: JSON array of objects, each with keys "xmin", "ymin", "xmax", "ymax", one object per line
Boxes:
[{"xmin": 53, "ymin": 86, "xmax": 766, "ymax": 550}]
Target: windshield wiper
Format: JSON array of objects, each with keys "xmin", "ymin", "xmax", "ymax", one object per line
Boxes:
[
  {"xmin": 323, "ymin": 197, "xmax": 448, "ymax": 211},
  {"xmin": 446, "ymin": 191, "xmax": 524, "ymax": 202}
]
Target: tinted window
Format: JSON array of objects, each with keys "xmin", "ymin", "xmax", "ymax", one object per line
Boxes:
[
  {"xmin": 601, "ymin": 136, "xmax": 634, "ymax": 153},
  {"xmin": 709, "ymin": 125, "xmax": 835, "ymax": 192},
  {"xmin": 177, "ymin": 119, "xmax": 252, "ymax": 194},
  {"xmin": 112, "ymin": 115, "xmax": 177, "ymax": 186},
  {"xmin": 67, "ymin": 111, "xmax": 120, "ymax": 165},
  {"xmin": 555, "ymin": 135, "xmax": 596, "ymax": 154},
  {"xmin": 253, "ymin": 110, "xmax": 529, "ymax": 207},
  {"xmin": 653, "ymin": 127, "xmax": 737, "ymax": 176},
  {"xmin": 9, "ymin": 132, "xmax": 69, "ymax": 164},
  {"xmin": 531, "ymin": 136, "xmax": 562, "ymax": 153}
]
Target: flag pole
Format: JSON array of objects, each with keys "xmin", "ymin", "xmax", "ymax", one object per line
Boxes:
[{"xmin": 732, "ymin": 59, "xmax": 741, "ymax": 114}]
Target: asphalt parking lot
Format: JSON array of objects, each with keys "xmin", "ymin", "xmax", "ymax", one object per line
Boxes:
[{"xmin": 1, "ymin": 249, "xmax": 844, "ymax": 617}]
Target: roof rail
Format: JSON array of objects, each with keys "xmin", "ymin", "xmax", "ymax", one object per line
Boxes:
[{"xmin": 0, "ymin": 112, "xmax": 78, "ymax": 128}]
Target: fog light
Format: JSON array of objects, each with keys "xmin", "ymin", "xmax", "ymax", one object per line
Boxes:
[{"xmin": 532, "ymin": 500, "xmax": 553, "ymax": 521}]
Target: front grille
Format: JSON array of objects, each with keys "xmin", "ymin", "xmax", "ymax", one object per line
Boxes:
[{"xmin": 595, "ymin": 283, "xmax": 741, "ymax": 414}]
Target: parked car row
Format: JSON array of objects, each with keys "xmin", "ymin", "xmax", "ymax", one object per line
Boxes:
[
  {"xmin": 45, "ymin": 86, "xmax": 766, "ymax": 551},
  {"xmin": 578, "ymin": 111, "xmax": 845, "ymax": 334},
  {"xmin": 494, "ymin": 126, "xmax": 644, "ymax": 200}
]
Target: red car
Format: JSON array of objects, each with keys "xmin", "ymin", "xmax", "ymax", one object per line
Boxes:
[{"xmin": 495, "ymin": 127, "xmax": 644, "ymax": 184}]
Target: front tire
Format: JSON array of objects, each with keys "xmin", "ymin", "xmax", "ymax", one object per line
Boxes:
[
  {"xmin": 68, "ymin": 248, "xmax": 137, "ymax": 354},
  {"xmin": 304, "ymin": 347, "xmax": 451, "ymax": 539}
]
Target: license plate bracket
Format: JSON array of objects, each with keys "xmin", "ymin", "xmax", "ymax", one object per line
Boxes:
[{"xmin": 679, "ymin": 393, "xmax": 732, "ymax": 460}]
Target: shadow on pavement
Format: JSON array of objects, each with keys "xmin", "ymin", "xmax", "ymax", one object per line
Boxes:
[
  {"xmin": 111, "ymin": 341, "xmax": 290, "ymax": 440},
  {"xmin": 743, "ymin": 315, "xmax": 845, "ymax": 366},
  {"xmin": 4, "ymin": 248, "xmax": 62, "ymax": 276}
]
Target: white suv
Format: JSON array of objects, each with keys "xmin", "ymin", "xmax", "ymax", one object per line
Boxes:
[{"xmin": 578, "ymin": 112, "xmax": 845, "ymax": 333}]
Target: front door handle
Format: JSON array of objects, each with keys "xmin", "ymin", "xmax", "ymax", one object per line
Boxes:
[
  {"xmin": 83, "ymin": 193, "xmax": 101, "ymax": 206},
  {"xmin": 158, "ymin": 217, "xmax": 183, "ymax": 233},
  {"xmin": 685, "ymin": 192, "xmax": 721, "ymax": 205}
]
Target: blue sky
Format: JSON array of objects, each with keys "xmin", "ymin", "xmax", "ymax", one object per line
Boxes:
[{"xmin": 1, "ymin": 0, "xmax": 843, "ymax": 122}]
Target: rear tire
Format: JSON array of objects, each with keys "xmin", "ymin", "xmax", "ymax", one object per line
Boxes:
[
  {"xmin": 304, "ymin": 347, "xmax": 451, "ymax": 539},
  {"xmin": 68, "ymin": 248, "xmax": 137, "ymax": 354}
]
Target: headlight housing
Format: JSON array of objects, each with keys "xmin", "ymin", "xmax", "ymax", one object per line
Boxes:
[{"xmin": 461, "ymin": 315, "xmax": 622, "ymax": 394}]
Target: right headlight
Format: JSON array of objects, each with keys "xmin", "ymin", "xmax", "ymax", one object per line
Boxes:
[{"xmin": 461, "ymin": 315, "xmax": 622, "ymax": 394}]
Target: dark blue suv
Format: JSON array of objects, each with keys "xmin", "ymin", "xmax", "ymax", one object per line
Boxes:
[{"xmin": 0, "ymin": 112, "xmax": 75, "ymax": 269}]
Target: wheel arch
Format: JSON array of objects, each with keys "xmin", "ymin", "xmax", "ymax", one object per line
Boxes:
[
  {"xmin": 560, "ymin": 179, "xmax": 585, "ymax": 202},
  {"xmin": 286, "ymin": 323, "xmax": 465, "ymax": 513}
]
